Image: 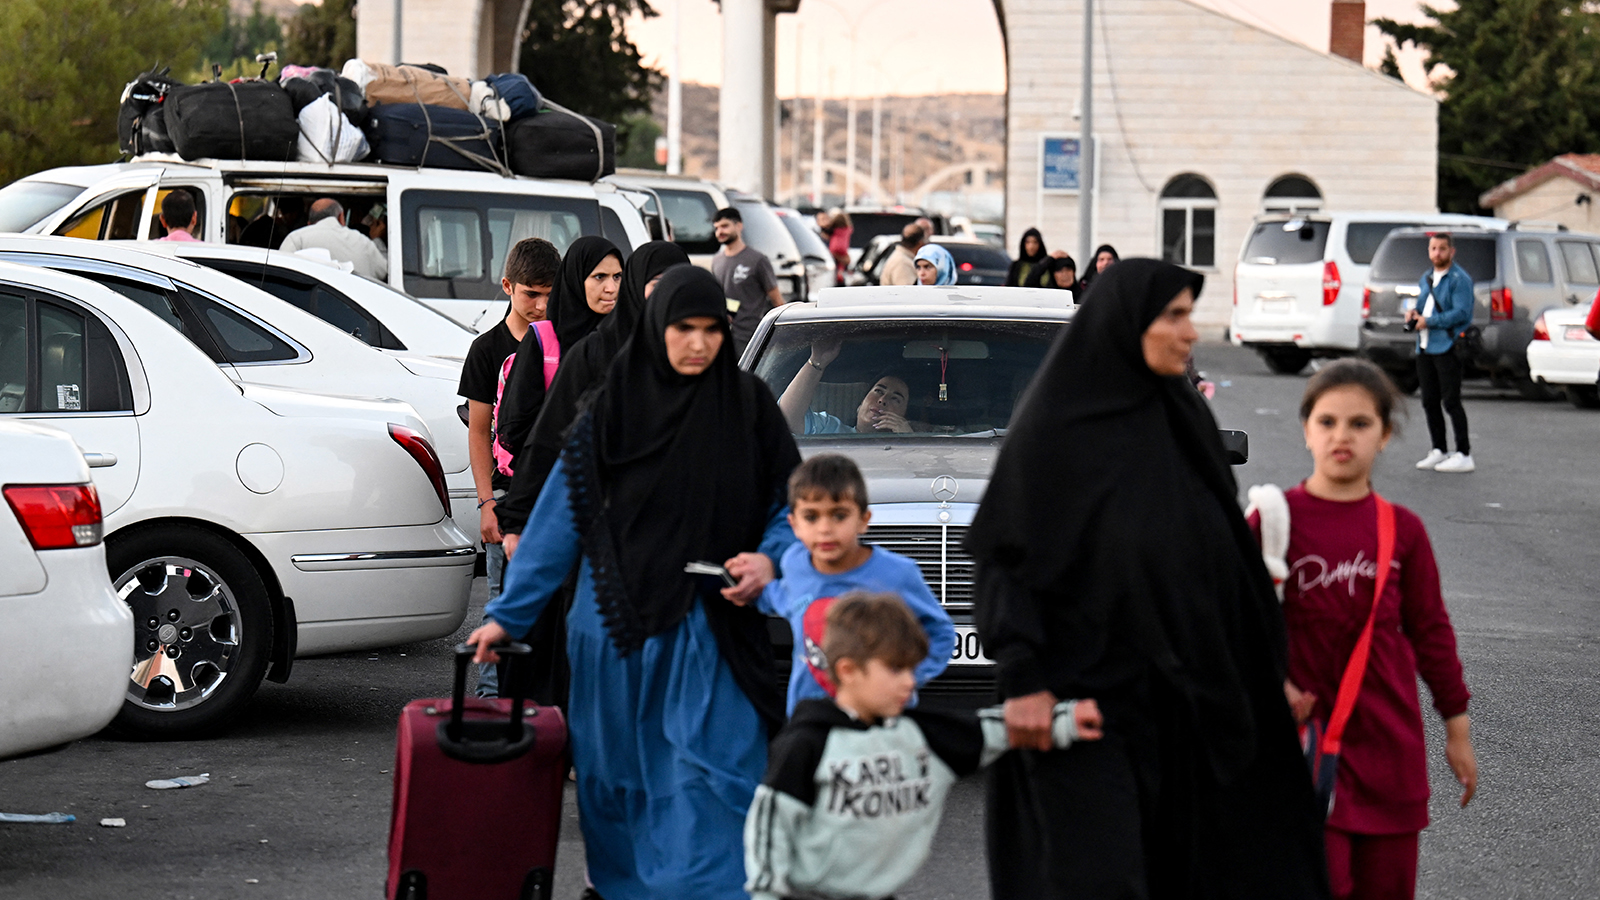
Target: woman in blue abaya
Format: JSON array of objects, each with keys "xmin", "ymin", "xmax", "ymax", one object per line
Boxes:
[{"xmin": 469, "ymin": 265, "xmax": 800, "ymax": 900}]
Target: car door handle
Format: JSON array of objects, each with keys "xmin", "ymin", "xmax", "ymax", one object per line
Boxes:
[{"xmin": 83, "ymin": 452, "xmax": 118, "ymax": 468}]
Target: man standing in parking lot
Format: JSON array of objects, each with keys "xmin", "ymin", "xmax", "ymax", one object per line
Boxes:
[
  {"xmin": 1410, "ymin": 232, "xmax": 1475, "ymax": 473},
  {"xmin": 713, "ymin": 207, "xmax": 784, "ymax": 354},
  {"xmin": 880, "ymin": 223, "xmax": 926, "ymax": 286}
]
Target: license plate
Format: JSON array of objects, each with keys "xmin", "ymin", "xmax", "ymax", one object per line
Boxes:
[
  {"xmin": 949, "ymin": 625, "xmax": 992, "ymax": 666},
  {"xmin": 1566, "ymin": 326, "xmax": 1594, "ymax": 342},
  {"xmin": 1258, "ymin": 298, "xmax": 1293, "ymax": 314}
]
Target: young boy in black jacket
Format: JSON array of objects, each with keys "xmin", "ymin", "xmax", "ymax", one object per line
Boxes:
[{"xmin": 745, "ymin": 592, "xmax": 1102, "ymax": 900}]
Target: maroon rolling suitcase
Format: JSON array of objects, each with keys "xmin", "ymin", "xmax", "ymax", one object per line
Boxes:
[{"xmin": 387, "ymin": 642, "xmax": 567, "ymax": 900}]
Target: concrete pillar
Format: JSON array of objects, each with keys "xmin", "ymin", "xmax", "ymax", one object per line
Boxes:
[
  {"xmin": 763, "ymin": 8, "xmax": 779, "ymax": 197},
  {"xmin": 720, "ymin": 0, "xmax": 769, "ymax": 194}
]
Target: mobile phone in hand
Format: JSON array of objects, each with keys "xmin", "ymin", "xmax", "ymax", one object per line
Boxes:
[{"xmin": 685, "ymin": 561, "xmax": 737, "ymax": 588}]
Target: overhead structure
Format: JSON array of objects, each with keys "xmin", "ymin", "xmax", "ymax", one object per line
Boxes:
[{"xmin": 718, "ymin": 0, "xmax": 801, "ymax": 197}]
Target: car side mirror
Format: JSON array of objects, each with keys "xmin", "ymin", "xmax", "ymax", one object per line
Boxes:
[{"xmin": 1220, "ymin": 429, "xmax": 1249, "ymax": 465}]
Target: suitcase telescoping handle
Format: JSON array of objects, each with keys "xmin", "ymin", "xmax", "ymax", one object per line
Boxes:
[{"xmin": 437, "ymin": 641, "xmax": 537, "ymax": 764}]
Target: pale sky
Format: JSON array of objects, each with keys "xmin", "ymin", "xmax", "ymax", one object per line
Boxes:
[{"xmin": 627, "ymin": 0, "xmax": 1439, "ymax": 98}]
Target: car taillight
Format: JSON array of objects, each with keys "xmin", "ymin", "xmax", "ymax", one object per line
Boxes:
[
  {"xmin": 959, "ymin": 262, "xmax": 973, "ymax": 271},
  {"xmin": 388, "ymin": 424, "xmax": 450, "ymax": 515},
  {"xmin": 1491, "ymin": 287, "xmax": 1513, "ymax": 321},
  {"xmin": 3, "ymin": 484, "xmax": 103, "ymax": 550},
  {"xmin": 1532, "ymin": 315, "xmax": 1550, "ymax": 341},
  {"xmin": 1361, "ymin": 287, "xmax": 1371, "ymax": 318},
  {"xmin": 1322, "ymin": 261, "xmax": 1341, "ymax": 306}
]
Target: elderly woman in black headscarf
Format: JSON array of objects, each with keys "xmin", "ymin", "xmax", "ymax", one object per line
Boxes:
[
  {"xmin": 468, "ymin": 266, "xmax": 800, "ymax": 900},
  {"xmin": 1074, "ymin": 242, "xmax": 1121, "ymax": 297},
  {"xmin": 1005, "ymin": 226, "xmax": 1051, "ymax": 287},
  {"xmin": 966, "ymin": 259, "xmax": 1328, "ymax": 899},
  {"xmin": 493, "ymin": 235, "xmax": 622, "ymax": 480}
]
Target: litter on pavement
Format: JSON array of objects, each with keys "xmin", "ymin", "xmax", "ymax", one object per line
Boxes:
[
  {"xmin": 0, "ymin": 812, "xmax": 75, "ymax": 824},
  {"xmin": 100, "ymin": 818, "xmax": 127, "ymax": 828},
  {"xmin": 145, "ymin": 773, "xmax": 211, "ymax": 790}
]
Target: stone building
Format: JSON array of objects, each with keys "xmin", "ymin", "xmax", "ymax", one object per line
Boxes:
[
  {"xmin": 1001, "ymin": 0, "xmax": 1439, "ymax": 328},
  {"xmin": 1479, "ymin": 155, "xmax": 1600, "ymax": 234}
]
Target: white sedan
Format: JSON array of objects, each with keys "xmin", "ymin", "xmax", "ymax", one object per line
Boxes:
[
  {"xmin": 0, "ymin": 235, "xmax": 479, "ymax": 532},
  {"xmin": 1529, "ymin": 299, "xmax": 1600, "ymax": 409},
  {"xmin": 142, "ymin": 242, "xmax": 476, "ymax": 360},
  {"xmin": 0, "ymin": 262, "xmax": 474, "ymax": 737},
  {"xmin": 0, "ymin": 421, "xmax": 132, "ymax": 758}
]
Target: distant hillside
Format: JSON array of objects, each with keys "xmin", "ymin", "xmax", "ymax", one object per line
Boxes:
[{"xmin": 656, "ymin": 83, "xmax": 1005, "ymax": 204}]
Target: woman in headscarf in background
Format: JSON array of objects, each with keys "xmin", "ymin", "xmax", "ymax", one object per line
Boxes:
[
  {"xmin": 967, "ymin": 259, "xmax": 1328, "ymax": 899},
  {"xmin": 496, "ymin": 242, "xmax": 691, "ymax": 708},
  {"xmin": 1045, "ymin": 254, "xmax": 1079, "ymax": 294},
  {"xmin": 469, "ymin": 265, "xmax": 800, "ymax": 900},
  {"xmin": 1074, "ymin": 243, "xmax": 1121, "ymax": 297},
  {"xmin": 1005, "ymin": 226, "xmax": 1051, "ymax": 287},
  {"xmin": 494, "ymin": 235, "xmax": 622, "ymax": 481},
  {"xmin": 914, "ymin": 243, "xmax": 957, "ymax": 286}
]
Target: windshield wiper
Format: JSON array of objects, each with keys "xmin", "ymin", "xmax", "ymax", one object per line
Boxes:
[{"xmin": 954, "ymin": 428, "xmax": 1007, "ymax": 438}]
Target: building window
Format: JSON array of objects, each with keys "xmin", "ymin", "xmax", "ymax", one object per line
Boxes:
[
  {"xmin": 1263, "ymin": 174, "xmax": 1323, "ymax": 212},
  {"xmin": 1160, "ymin": 174, "xmax": 1217, "ymax": 269}
]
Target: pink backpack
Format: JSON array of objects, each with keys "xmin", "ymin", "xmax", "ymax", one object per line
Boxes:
[{"xmin": 491, "ymin": 319, "xmax": 559, "ymax": 477}]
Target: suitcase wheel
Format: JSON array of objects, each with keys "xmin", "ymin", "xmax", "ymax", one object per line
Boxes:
[{"xmin": 521, "ymin": 868, "xmax": 551, "ymax": 900}]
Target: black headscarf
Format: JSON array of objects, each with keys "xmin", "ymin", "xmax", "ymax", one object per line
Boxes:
[
  {"xmin": 496, "ymin": 236, "xmax": 622, "ymax": 469},
  {"xmin": 1005, "ymin": 227, "xmax": 1050, "ymax": 288},
  {"xmin": 562, "ymin": 265, "xmax": 800, "ymax": 727},
  {"xmin": 1075, "ymin": 243, "xmax": 1121, "ymax": 296},
  {"xmin": 967, "ymin": 258, "xmax": 1288, "ymax": 782},
  {"xmin": 1044, "ymin": 254, "xmax": 1078, "ymax": 292},
  {"xmin": 495, "ymin": 242, "xmax": 691, "ymax": 535}
]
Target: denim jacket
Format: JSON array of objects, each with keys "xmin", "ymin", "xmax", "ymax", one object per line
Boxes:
[{"xmin": 1414, "ymin": 263, "xmax": 1474, "ymax": 355}]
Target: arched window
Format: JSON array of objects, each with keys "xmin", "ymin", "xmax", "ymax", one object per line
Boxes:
[
  {"xmin": 1263, "ymin": 175, "xmax": 1323, "ymax": 212},
  {"xmin": 1160, "ymin": 174, "xmax": 1217, "ymax": 268}
]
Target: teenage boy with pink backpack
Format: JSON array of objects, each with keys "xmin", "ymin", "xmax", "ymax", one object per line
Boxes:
[{"xmin": 456, "ymin": 237, "xmax": 562, "ymax": 697}]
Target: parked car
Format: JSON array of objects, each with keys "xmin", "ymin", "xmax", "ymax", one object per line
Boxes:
[
  {"xmin": 739, "ymin": 285, "xmax": 1246, "ymax": 695},
  {"xmin": 3, "ymin": 158, "xmax": 651, "ymax": 331},
  {"xmin": 851, "ymin": 235, "xmax": 1011, "ymax": 287},
  {"xmin": 606, "ymin": 169, "xmax": 731, "ymax": 269},
  {"xmin": 1528, "ymin": 293, "xmax": 1600, "ymax": 407},
  {"xmin": 0, "ymin": 235, "xmax": 478, "ymax": 531},
  {"xmin": 728, "ymin": 193, "xmax": 809, "ymax": 303},
  {"xmin": 0, "ymin": 420, "xmax": 132, "ymax": 758},
  {"xmin": 1360, "ymin": 224, "xmax": 1600, "ymax": 397},
  {"xmin": 841, "ymin": 206, "xmax": 949, "ymax": 266},
  {"xmin": 1231, "ymin": 211, "xmax": 1502, "ymax": 374},
  {"xmin": 950, "ymin": 216, "xmax": 1005, "ymax": 250},
  {"xmin": 773, "ymin": 206, "xmax": 836, "ymax": 297},
  {"xmin": 0, "ymin": 262, "xmax": 475, "ymax": 736},
  {"xmin": 147, "ymin": 242, "xmax": 476, "ymax": 359}
]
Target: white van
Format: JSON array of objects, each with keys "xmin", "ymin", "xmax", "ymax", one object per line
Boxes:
[
  {"xmin": 0, "ymin": 157, "xmax": 650, "ymax": 332},
  {"xmin": 1230, "ymin": 211, "xmax": 1502, "ymax": 373},
  {"xmin": 605, "ymin": 169, "xmax": 730, "ymax": 269}
]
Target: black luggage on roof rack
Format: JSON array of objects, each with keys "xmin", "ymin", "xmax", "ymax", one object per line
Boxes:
[
  {"xmin": 165, "ymin": 81, "xmax": 298, "ymax": 161},
  {"xmin": 504, "ymin": 103, "xmax": 615, "ymax": 181},
  {"xmin": 118, "ymin": 68, "xmax": 182, "ymax": 156},
  {"xmin": 365, "ymin": 103, "xmax": 506, "ymax": 173}
]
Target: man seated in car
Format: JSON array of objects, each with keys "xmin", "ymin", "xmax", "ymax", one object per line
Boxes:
[{"xmin": 777, "ymin": 340, "xmax": 914, "ymax": 435}]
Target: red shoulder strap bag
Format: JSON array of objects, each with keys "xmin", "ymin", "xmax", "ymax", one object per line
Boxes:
[{"xmin": 1300, "ymin": 493, "xmax": 1396, "ymax": 819}]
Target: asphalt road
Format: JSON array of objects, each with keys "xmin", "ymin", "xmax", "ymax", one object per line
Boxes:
[{"xmin": 3, "ymin": 343, "xmax": 1597, "ymax": 899}]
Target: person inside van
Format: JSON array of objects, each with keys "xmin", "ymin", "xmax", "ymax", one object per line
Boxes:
[
  {"xmin": 279, "ymin": 198, "xmax": 389, "ymax": 280},
  {"xmin": 239, "ymin": 196, "xmax": 306, "ymax": 249},
  {"xmin": 156, "ymin": 191, "xmax": 200, "ymax": 242}
]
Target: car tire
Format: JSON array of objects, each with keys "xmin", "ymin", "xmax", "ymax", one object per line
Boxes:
[
  {"xmin": 1566, "ymin": 384, "xmax": 1600, "ymax": 409},
  {"xmin": 105, "ymin": 525, "xmax": 273, "ymax": 739},
  {"xmin": 1260, "ymin": 347, "xmax": 1311, "ymax": 375},
  {"xmin": 1514, "ymin": 376, "xmax": 1560, "ymax": 402}
]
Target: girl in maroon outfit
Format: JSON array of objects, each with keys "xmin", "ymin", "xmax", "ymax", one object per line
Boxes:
[{"xmin": 1253, "ymin": 359, "xmax": 1478, "ymax": 900}]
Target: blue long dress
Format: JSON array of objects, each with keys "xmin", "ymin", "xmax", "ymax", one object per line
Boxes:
[{"xmin": 487, "ymin": 459, "xmax": 796, "ymax": 900}]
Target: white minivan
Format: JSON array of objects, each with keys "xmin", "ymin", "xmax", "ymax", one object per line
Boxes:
[
  {"xmin": 1231, "ymin": 211, "xmax": 1502, "ymax": 373},
  {"xmin": 0, "ymin": 158, "xmax": 650, "ymax": 331}
]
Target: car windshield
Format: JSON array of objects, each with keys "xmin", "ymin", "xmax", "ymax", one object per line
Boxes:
[
  {"xmin": 752, "ymin": 318, "xmax": 1064, "ymax": 437},
  {"xmin": 847, "ymin": 213, "xmax": 921, "ymax": 249},
  {"xmin": 0, "ymin": 181, "xmax": 85, "ymax": 233},
  {"xmin": 1242, "ymin": 219, "xmax": 1331, "ymax": 265},
  {"xmin": 777, "ymin": 211, "xmax": 831, "ymax": 261},
  {"xmin": 1370, "ymin": 234, "xmax": 1498, "ymax": 282}
]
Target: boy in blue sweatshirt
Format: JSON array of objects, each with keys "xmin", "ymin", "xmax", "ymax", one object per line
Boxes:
[{"xmin": 754, "ymin": 454, "xmax": 955, "ymax": 714}]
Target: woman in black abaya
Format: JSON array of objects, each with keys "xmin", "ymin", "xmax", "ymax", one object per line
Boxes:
[
  {"xmin": 967, "ymin": 258, "xmax": 1328, "ymax": 899},
  {"xmin": 1005, "ymin": 226, "xmax": 1052, "ymax": 287},
  {"xmin": 494, "ymin": 235, "xmax": 622, "ymax": 483}
]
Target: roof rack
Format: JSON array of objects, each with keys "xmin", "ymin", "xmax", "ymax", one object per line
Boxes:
[{"xmin": 1507, "ymin": 221, "xmax": 1570, "ymax": 232}]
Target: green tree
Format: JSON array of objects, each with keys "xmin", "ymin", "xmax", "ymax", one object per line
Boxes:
[
  {"xmin": 0, "ymin": 0, "xmax": 224, "ymax": 186},
  {"xmin": 203, "ymin": 0, "xmax": 282, "ymax": 71},
  {"xmin": 1377, "ymin": 0, "xmax": 1600, "ymax": 212},
  {"xmin": 281, "ymin": 0, "xmax": 356, "ymax": 70},
  {"xmin": 617, "ymin": 112, "xmax": 664, "ymax": 169},
  {"xmin": 519, "ymin": 0, "xmax": 664, "ymax": 150}
]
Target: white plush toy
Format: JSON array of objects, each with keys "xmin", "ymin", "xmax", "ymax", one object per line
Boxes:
[{"xmin": 1245, "ymin": 484, "xmax": 1290, "ymax": 601}]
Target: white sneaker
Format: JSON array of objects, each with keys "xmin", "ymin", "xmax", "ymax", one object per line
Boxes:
[
  {"xmin": 1434, "ymin": 452, "xmax": 1476, "ymax": 473},
  {"xmin": 1415, "ymin": 449, "xmax": 1448, "ymax": 470}
]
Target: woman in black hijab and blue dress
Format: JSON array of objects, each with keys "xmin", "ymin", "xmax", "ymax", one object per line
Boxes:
[
  {"xmin": 469, "ymin": 265, "xmax": 800, "ymax": 900},
  {"xmin": 967, "ymin": 258, "xmax": 1329, "ymax": 899}
]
